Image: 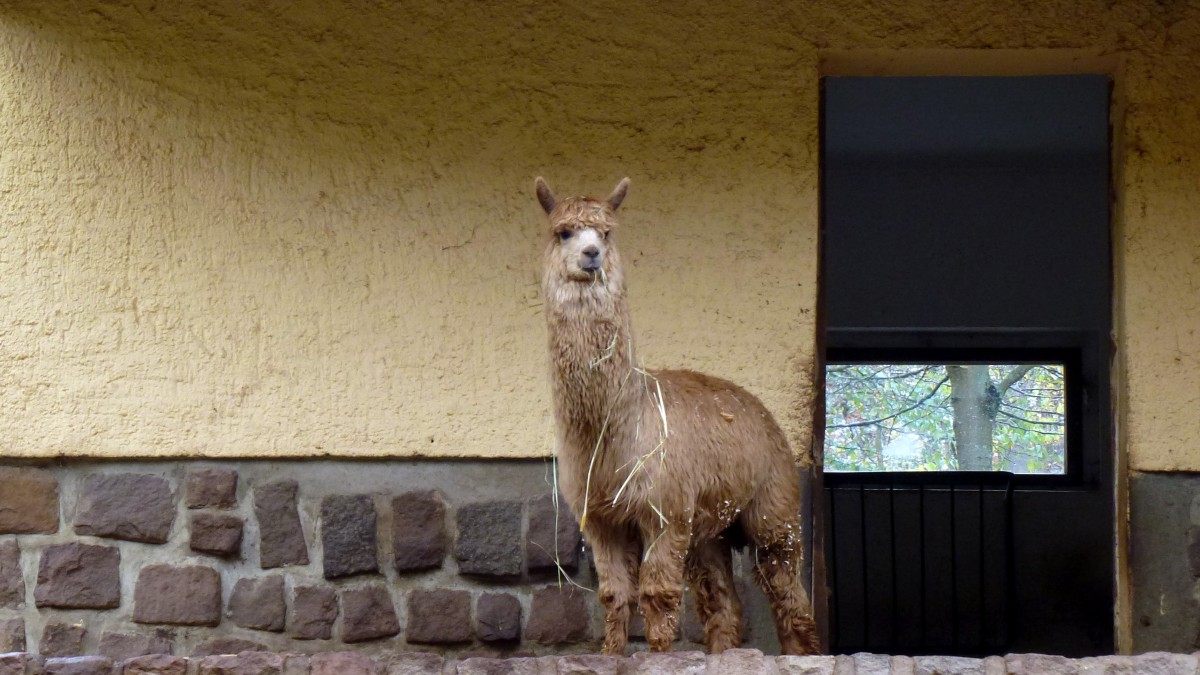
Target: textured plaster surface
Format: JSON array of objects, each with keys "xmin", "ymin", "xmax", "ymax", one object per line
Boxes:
[{"xmin": 0, "ymin": 2, "xmax": 1196, "ymax": 468}]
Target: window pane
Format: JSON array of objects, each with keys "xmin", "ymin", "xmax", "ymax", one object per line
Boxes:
[{"xmin": 824, "ymin": 364, "xmax": 1065, "ymax": 474}]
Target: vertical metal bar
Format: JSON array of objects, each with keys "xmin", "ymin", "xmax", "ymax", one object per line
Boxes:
[
  {"xmin": 860, "ymin": 483, "xmax": 869, "ymax": 649},
  {"xmin": 828, "ymin": 487, "xmax": 839, "ymax": 650},
  {"xmin": 950, "ymin": 479, "xmax": 958, "ymax": 650},
  {"xmin": 919, "ymin": 483, "xmax": 927, "ymax": 650},
  {"xmin": 889, "ymin": 476, "xmax": 898, "ymax": 651},
  {"xmin": 979, "ymin": 481, "xmax": 987, "ymax": 648}
]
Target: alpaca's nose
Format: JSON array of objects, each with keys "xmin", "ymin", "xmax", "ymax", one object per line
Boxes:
[{"xmin": 582, "ymin": 245, "xmax": 600, "ymax": 260}]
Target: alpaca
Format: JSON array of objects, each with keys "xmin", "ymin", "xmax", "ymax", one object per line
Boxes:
[{"xmin": 536, "ymin": 177, "xmax": 819, "ymax": 656}]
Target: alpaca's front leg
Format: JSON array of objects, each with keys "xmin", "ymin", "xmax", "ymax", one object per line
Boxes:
[
  {"xmin": 638, "ymin": 521, "xmax": 692, "ymax": 652},
  {"xmin": 587, "ymin": 521, "xmax": 641, "ymax": 655}
]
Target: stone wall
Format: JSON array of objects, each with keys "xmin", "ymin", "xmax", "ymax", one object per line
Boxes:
[{"xmin": 0, "ymin": 461, "xmax": 784, "ymax": 662}]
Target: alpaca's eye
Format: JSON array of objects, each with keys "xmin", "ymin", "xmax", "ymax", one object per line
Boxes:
[
  {"xmin": 602, "ymin": 231, "xmax": 610, "ymax": 240},
  {"xmin": 559, "ymin": 230, "xmax": 573, "ymax": 241}
]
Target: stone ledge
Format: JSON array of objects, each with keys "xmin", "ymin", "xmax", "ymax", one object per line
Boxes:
[{"xmin": 0, "ymin": 650, "xmax": 1195, "ymax": 675}]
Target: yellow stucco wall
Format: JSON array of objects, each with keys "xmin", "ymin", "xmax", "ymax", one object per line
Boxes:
[{"xmin": 0, "ymin": 1, "xmax": 1196, "ymax": 470}]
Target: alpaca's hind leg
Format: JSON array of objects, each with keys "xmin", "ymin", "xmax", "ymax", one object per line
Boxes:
[
  {"xmin": 741, "ymin": 485, "xmax": 820, "ymax": 655},
  {"xmin": 588, "ymin": 521, "xmax": 641, "ymax": 655},
  {"xmin": 684, "ymin": 539, "xmax": 742, "ymax": 653},
  {"xmin": 638, "ymin": 522, "xmax": 692, "ymax": 652}
]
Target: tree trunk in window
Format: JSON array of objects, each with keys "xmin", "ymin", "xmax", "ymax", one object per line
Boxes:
[{"xmin": 948, "ymin": 365, "xmax": 996, "ymax": 469}]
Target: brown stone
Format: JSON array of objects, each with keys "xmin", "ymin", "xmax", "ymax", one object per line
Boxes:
[
  {"xmin": 228, "ymin": 576, "xmax": 285, "ymax": 632},
  {"xmin": 254, "ymin": 481, "xmax": 309, "ymax": 569},
  {"xmin": 457, "ymin": 658, "xmax": 542, "ymax": 675},
  {"xmin": 0, "ymin": 617, "xmax": 24, "ymax": 652},
  {"xmin": 526, "ymin": 585, "xmax": 593, "ymax": 644},
  {"xmin": 124, "ymin": 654, "xmax": 188, "ymax": 675},
  {"xmin": 192, "ymin": 638, "xmax": 268, "ymax": 657},
  {"xmin": 0, "ymin": 467, "xmax": 59, "ymax": 534},
  {"xmin": 406, "ymin": 589, "xmax": 472, "ymax": 644},
  {"xmin": 34, "ymin": 543, "xmax": 121, "ymax": 609},
  {"xmin": 392, "ymin": 491, "xmax": 447, "ymax": 573},
  {"xmin": 132, "ymin": 565, "xmax": 221, "ymax": 626},
  {"xmin": 476, "ymin": 592, "xmax": 521, "ymax": 643},
  {"xmin": 43, "ymin": 656, "xmax": 114, "ymax": 675},
  {"xmin": 40, "ymin": 622, "xmax": 86, "ymax": 657},
  {"xmin": 198, "ymin": 652, "xmax": 284, "ymax": 675},
  {"xmin": 73, "ymin": 473, "xmax": 175, "ymax": 543},
  {"xmin": 289, "ymin": 585, "xmax": 337, "ymax": 640},
  {"xmin": 321, "ymin": 494, "xmax": 378, "ymax": 579},
  {"xmin": 378, "ymin": 652, "xmax": 444, "ymax": 675},
  {"xmin": 186, "ymin": 469, "xmax": 239, "ymax": 509},
  {"xmin": 97, "ymin": 631, "xmax": 172, "ymax": 660},
  {"xmin": 0, "ymin": 540, "xmax": 22, "ymax": 608},
  {"xmin": 455, "ymin": 501, "xmax": 523, "ymax": 578},
  {"xmin": 311, "ymin": 652, "xmax": 375, "ymax": 675},
  {"xmin": 340, "ymin": 585, "xmax": 399, "ymax": 643},
  {"xmin": 0, "ymin": 653, "xmax": 25, "ymax": 675},
  {"xmin": 526, "ymin": 494, "xmax": 581, "ymax": 575},
  {"xmin": 190, "ymin": 513, "xmax": 244, "ymax": 557},
  {"xmin": 627, "ymin": 652, "xmax": 707, "ymax": 675}
]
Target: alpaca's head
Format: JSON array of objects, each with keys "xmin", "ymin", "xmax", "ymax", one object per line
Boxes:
[{"xmin": 535, "ymin": 177, "xmax": 629, "ymax": 291}]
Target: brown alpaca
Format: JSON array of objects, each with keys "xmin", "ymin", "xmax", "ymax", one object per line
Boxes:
[{"xmin": 536, "ymin": 177, "xmax": 819, "ymax": 656}]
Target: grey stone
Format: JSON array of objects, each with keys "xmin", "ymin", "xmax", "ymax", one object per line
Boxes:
[
  {"xmin": 476, "ymin": 592, "xmax": 521, "ymax": 643},
  {"xmin": 97, "ymin": 631, "xmax": 172, "ymax": 660},
  {"xmin": 192, "ymin": 638, "xmax": 268, "ymax": 657},
  {"xmin": 0, "ymin": 618, "xmax": 24, "ymax": 652},
  {"xmin": 198, "ymin": 652, "xmax": 284, "ymax": 675},
  {"xmin": 526, "ymin": 585, "xmax": 593, "ymax": 644},
  {"xmin": 0, "ymin": 541, "xmax": 21, "ymax": 608},
  {"xmin": 283, "ymin": 654, "xmax": 310, "ymax": 675},
  {"xmin": 289, "ymin": 585, "xmax": 337, "ymax": 640},
  {"xmin": 73, "ymin": 473, "xmax": 174, "ymax": 543},
  {"xmin": 982, "ymin": 656, "xmax": 1006, "ymax": 675},
  {"xmin": 228, "ymin": 576, "xmax": 285, "ymax": 632},
  {"xmin": 891, "ymin": 655, "xmax": 916, "ymax": 675},
  {"xmin": 190, "ymin": 513, "xmax": 244, "ymax": 557},
  {"xmin": 853, "ymin": 653, "xmax": 891, "ymax": 675},
  {"xmin": 407, "ymin": 589, "xmax": 472, "ymax": 644},
  {"xmin": 310, "ymin": 652, "xmax": 374, "ymax": 675},
  {"xmin": 0, "ymin": 467, "xmax": 59, "ymax": 534},
  {"xmin": 43, "ymin": 657, "xmax": 113, "ymax": 675},
  {"xmin": 1131, "ymin": 652, "xmax": 1197, "ymax": 674},
  {"xmin": 558, "ymin": 655, "xmax": 624, "ymax": 675},
  {"xmin": 320, "ymin": 495, "xmax": 378, "ymax": 579},
  {"xmin": 776, "ymin": 655, "xmax": 835, "ymax": 675},
  {"xmin": 913, "ymin": 655, "xmax": 985, "ymax": 675},
  {"xmin": 392, "ymin": 491, "xmax": 447, "ymax": 572},
  {"xmin": 455, "ymin": 501, "xmax": 523, "ymax": 578},
  {"xmin": 34, "ymin": 543, "xmax": 121, "ymax": 609},
  {"xmin": 833, "ymin": 656, "xmax": 855, "ymax": 675},
  {"xmin": 457, "ymin": 658, "xmax": 542, "ymax": 675},
  {"xmin": 39, "ymin": 622, "xmax": 85, "ymax": 658},
  {"xmin": 1005, "ymin": 654, "xmax": 1079, "ymax": 674},
  {"xmin": 124, "ymin": 654, "xmax": 187, "ymax": 675},
  {"xmin": 1077, "ymin": 656, "xmax": 1134, "ymax": 674},
  {"xmin": 340, "ymin": 585, "xmax": 399, "ymax": 643},
  {"xmin": 713, "ymin": 649, "xmax": 774, "ymax": 675},
  {"xmin": 1131, "ymin": 473, "xmax": 1200, "ymax": 651},
  {"xmin": 254, "ymin": 481, "xmax": 309, "ymax": 569},
  {"xmin": 526, "ymin": 494, "xmax": 581, "ymax": 575},
  {"xmin": 186, "ymin": 469, "xmax": 239, "ymax": 509},
  {"xmin": 132, "ymin": 564, "xmax": 221, "ymax": 626},
  {"xmin": 378, "ymin": 653, "xmax": 444, "ymax": 675},
  {"xmin": 627, "ymin": 652, "xmax": 707, "ymax": 675}
]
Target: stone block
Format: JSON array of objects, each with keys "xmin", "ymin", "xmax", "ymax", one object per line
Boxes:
[
  {"xmin": 526, "ymin": 585, "xmax": 593, "ymax": 644},
  {"xmin": 73, "ymin": 473, "xmax": 174, "ymax": 543},
  {"xmin": 283, "ymin": 654, "xmax": 310, "ymax": 675},
  {"xmin": 0, "ymin": 653, "xmax": 25, "ymax": 675},
  {"xmin": 526, "ymin": 494, "xmax": 581, "ymax": 575},
  {"xmin": 392, "ymin": 491, "xmax": 447, "ymax": 572},
  {"xmin": 186, "ymin": 469, "xmax": 239, "ymax": 509},
  {"xmin": 311, "ymin": 652, "xmax": 375, "ymax": 675},
  {"xmin": 455, "ymin": 501, "xmax": 523, "ymax": 578},
  {"xmin": 340, "ymin": 585, "xmax": 399, "ymax": 643},
  {"xmin": 776, "ymin": 655, "xmax": 835, "ymax": 675},
  {"xmin": 378, "ymin": 653, "xmax": 444, "ymax": 675},
  {"xmin": 0, "ymin": 618, "xmax": 24, "ymax": 652},
  {"xmin": 289, "ymin": 585, "xmax": 337, "ymax": 640},
  {"xmin": 628, "ymin": 652, "xmax": 707, "ymax": 675},
  {"xmin": 39, "ymin": 622, "xmax": 85, "ymax": 658},
  {"xmin": 0, "ymin": 540, "xmax": 22, "ymax": 608},
  {"xmin": 853, "ymin": 653, "xmax": 891, "ymax": 675},
  {"xmin": 891, "ymin": 655, "xmax": 916, "ymax": 675},
  {"xmin": 1005, "ymin": 654, "xmax": 1079, "ymax": 674},
  {"xmin": 34, "ymin": 543, "xmax": 121, "ymax": 609},
  {"xmin": 254, "ymin": 481, "xmax": 309, "ymax": 569},
  {"xmin": 0, "ymin": 467, "xmax": 59, "ymax": 534},
  {"xmin": 97, "ymin": 631, "xmax": 172, "ymax": 661},
  {"xmin": 407, "ymin": 589, "xmax": 472, "ymax": 644},
  {"xmin": 1077, "ymin": 656, "xmax": 1134, "ymax": 674},
  {"xmin": 457, "ymin": 658, "xmax": 542, "ymax": 675},
  {"xmin": 124, "ymin": 654, "xmax": 187, "ymax": 675},
  {"xmin": 132, "ymin": 565, "xmax": 221, "ymax": 626},
  {"xmin": 198, "ymin": 652, "xmax": 284, "ymax": 675},
  {"xmin": 192, "ymin": 638, "xmax": 268, "ymax": 657},
  {"xmin": 227, "ymin": 575, "xmax": 285, "ymax": 632},
  {"xmin": 476, "ymin": 592, "xmax": 521, "ymax": 643},
  {"xmin": 559, "ymin": 655, "xmax": 624, "ymax": 675},
  {"xmin": 320, "ymin": 495, "xmax": 378, "ymax": 579},
  {"xmin": 712, "ymin": 649, "xmax": 773, "ymax": 675},
  {"xmin": 43, "ymin": 656, "xmax": 113, "ymax": 675},
  {"xmin": 913, "ymin": 656, "xmax": 985, "ymax": 675},
  {"xmin": 1131, "ymin": 652, "xmax": 1197, "ymax": 673},
  {"xmin": 190, "ymin": 513, "xmax": 244, "ymax": 557}
]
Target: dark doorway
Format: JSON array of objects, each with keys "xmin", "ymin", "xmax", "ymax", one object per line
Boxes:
[{"xmin": 820, "ymin": 75, "xmax": 1113, "ymax": 656}]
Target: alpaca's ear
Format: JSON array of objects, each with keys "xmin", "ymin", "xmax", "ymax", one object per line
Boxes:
[
  {"xmin": 535, "ymin": 177, "xmax": 557, "ymax": 215},
  {"xmin": 606, "ymin": 177, "xmax": 630, "ymax": 211}
]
